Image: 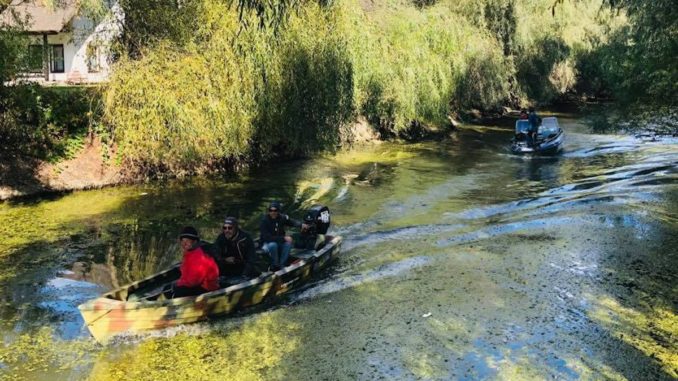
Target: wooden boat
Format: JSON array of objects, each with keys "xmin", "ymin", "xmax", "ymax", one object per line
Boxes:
[
  {"xmin": 511, "ymin": 117, "xmax": 564, "ymax": 154},
  {"xmin": 78, "ymin": 235, "xmax": 342, "ymax": 343}
]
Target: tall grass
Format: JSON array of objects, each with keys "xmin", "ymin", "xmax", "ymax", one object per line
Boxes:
[{"xmin": 104, "ymin": 0, "xmax": 620, "ymax": 174}]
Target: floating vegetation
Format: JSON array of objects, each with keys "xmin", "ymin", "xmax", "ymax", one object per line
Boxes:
[
  {"xmin": 0, "ymin": 328, "xmax": 97, "ymax": 381},
  {"xmin": 589, "ymin": 296, "xmax": 678, "ymax": 378},
  {"xmin": 86, "ymin": 314, "xmax": 301, "ymax": 381}
]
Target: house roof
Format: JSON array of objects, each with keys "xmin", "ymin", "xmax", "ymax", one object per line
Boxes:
[{"xmin": 1, "ymin": 0, "xmax": 79, "ymax": 34}]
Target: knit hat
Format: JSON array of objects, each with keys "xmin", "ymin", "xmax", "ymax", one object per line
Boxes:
[
  {"xmin": 268, "ymin": 201, "xmax": 282, "ymax": 211},
  {"xmin": 223, "ymin": 217, "xmax": 239, "ymax": 227},
  {"xmin": 179, "ymin": 226, "xmax": 199, "ymax": 240}
]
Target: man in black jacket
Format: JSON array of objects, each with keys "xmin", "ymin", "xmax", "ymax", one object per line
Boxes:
[
  {"xmin": 527, "ymin": 107, "xmax": 541, "ymax": 147},
  {"xmin": 213, "ymin": 217, "xmax": 257, "ymax": 278},
  {"xmin": 260, "ymin": 201, "xmax": 302, "ymax": 270}
]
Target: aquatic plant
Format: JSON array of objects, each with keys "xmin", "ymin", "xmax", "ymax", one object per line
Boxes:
[{"xmin": 87, "ymin": 315, "xmax": 301, "ymax": 381}]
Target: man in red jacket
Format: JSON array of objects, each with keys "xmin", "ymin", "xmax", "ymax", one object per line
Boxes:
[{"xmin": 171, "ymin": 226, "xmax": 220, "ymax": 298}]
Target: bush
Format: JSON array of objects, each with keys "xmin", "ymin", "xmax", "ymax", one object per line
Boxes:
[
  {"xmin": 515, "ymin": 36, "xmax": 571, "ymax": 102},
  {"xmin": 105, "ymin": 3, "xmax": 355, "ymax": 173},
  {"xmin": 0, "ymin": 85, "xmax": 99, "ymax": 160}
]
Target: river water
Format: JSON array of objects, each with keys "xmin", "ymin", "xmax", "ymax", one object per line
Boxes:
[{"xmin": 0, "ymin": 109, "xmax": 676, "ymax": 380}]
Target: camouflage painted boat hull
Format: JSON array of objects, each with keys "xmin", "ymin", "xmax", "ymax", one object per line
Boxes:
[{"xmin": 78, "ymin": 236, "xmax": 342, "ymax": 343}]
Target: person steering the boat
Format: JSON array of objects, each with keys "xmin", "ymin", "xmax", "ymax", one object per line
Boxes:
[
  {"xmin": 213, "ymin": 217, "xmax": 257, "ymax": 278},
  {"xmin": 260, "ymin": 201, "xmax": 303, "ymax": 271},
  {"xmin": 519, "ymin": 108, "xmax": 528, "ymax": 120},
  {"xmin": 292, "ymin": 211, "xmax": 325, "ymax": 251},
  {"xmin": 170, "ymin": 226, "xmax": 220, "ymax": 298},
  {"xmin": 527, "ymin": 107, "xmax": 541, "ymax": 146}
]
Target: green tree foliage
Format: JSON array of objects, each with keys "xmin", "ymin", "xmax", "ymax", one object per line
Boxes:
[
  {"xmin": 609, "ymin": 0, "xmax": 677, "ymax": 104},
  {"xmin": 0, "ymin": 0, "xmax": 28, "ymax": 87},
  {"xmin": 484, "ymin": 0, "xmax": 516, "ymax": 56},
  {"xmin": 412, "ymin": 0, "xmax": 438, "ymax": 9},
  {"xmin": 104, "ymin": 0, "xmax": 622, "ymax": 174},
  {"xmin": 516, "ymin": 36, "xmax": 571, "ymax": 101},
  {"xmin": 253, "ymin": 31, "xmax": 354, "ymax": 158},
  {"xmin": 0, "ymin": 26, "xmax": 27, "ymax": 87},
  {"xmin": 117, "ymin": 0, "xmax": 204, "ymax": 58},
  {"xmin": 559, "ymin": 0, "xmax": 677, "ymax": 104},
  {"xmin": 0, "ymin": 86, "xmax": 99, "ymax": 160},
  {"xmin": 106, "ymin": 1, "xmax": 353, "ymax": 173}
]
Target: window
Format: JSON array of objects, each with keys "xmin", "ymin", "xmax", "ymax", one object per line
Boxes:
[
  {"xmin": 50, "ymin": 45, "xmax": 65, "ymax": 73},
  {"xmin": 27, "ymin": 45, "xmax": 43, "ymax": 73}
]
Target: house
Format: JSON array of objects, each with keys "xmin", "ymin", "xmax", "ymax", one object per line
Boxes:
[{"xmin": 0, "ymin": 0, "xmax": 122, "ymax": 84}]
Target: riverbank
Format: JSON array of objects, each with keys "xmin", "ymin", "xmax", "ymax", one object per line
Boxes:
[
  {"xmin": 4, "ymin": 104, "xmax": 677, "ymax": 202},
  {"xmin": 0, "ymin": 137, "xmax": 122, "ymax": 200},
  {"xmin": 0, "ymin": 120, "xmax": 386, "ymax": 201}
]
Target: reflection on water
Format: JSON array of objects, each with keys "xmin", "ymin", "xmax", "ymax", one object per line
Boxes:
[{"xmin": 0, "ymin": 110, "xmax": 676, "ymax": 380}]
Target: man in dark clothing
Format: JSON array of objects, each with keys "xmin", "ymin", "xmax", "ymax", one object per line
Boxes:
[
  {"xmin": 260, "ymin": 201, "xmax": 302, "ymax": 270},
  {"xmin": 213, "ymin": 217, "xmax": 257, "ymax": 278},
  {"xmin": 292, "ymin": 213, "xmax": 325, "ymax": 251},
  {"xmin": 527, "ymin": 107, "xmax": 541, "ymax": 146}
]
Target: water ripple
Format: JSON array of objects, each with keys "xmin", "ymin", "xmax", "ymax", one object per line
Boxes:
[{"xmin": 291, "ymin": 256, "xmax": 431, "ymax": 302}]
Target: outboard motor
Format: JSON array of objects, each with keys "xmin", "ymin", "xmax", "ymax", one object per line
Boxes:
[{"xmin": 303, "ymin": 205, "xmax": 331, "ymax": 234}]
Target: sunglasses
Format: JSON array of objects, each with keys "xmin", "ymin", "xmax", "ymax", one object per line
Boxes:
[
  {"xmin": 268, "ymin": 208, "xmax": 279, "ymax": 212},
  {"xmin": 223, "ymin": 225, "xmax": 235, "ymax": 231}
]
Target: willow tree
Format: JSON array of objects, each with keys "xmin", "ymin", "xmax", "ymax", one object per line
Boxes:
[{"xmin": 554, "ymin": 0, "xmax": 677, "ymax": 104}]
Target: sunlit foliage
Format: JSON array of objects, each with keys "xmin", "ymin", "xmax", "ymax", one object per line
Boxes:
[
  {"xmin": 107, "ymin": 0, "xmax": 616, "ymax": 173},
  {"xmin": 348, "ymin": 1, "xmax": 511, "ymax": 131},
  {"xmin": 7, "ymin": 0, "xmax": 667, "ymax": 176},
  {"xmin": 105, "ymin": 1, "xmax": 353, "ymax": 173},
  {"xmin": 87, "ymin": 315, "xmax": 301, "ymax": 381},
  {"xmin": 559, "ymin": 0, "xmax": 677, "ymax": 104}
]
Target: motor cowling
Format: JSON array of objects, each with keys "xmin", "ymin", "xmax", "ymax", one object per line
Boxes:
[{"xmin": 303, "ymin": 205, "xmax": 331, "ymax": 234}]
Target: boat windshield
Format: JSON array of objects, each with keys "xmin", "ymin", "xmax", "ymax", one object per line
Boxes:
[
  {"xmin": 515, "ymin": 120, "xmax": 531, "ymax": 134},
  {"xmin": 539, "ymin": 117, "xmax": 560, "ymax": 136}
]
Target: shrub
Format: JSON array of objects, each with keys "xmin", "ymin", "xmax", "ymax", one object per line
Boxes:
[{"xmin": 0, "ymin": 85, "xmax": 98, "ymax": 160}]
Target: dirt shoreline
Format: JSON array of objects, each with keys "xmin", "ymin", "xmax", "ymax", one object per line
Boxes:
[
  {"xmin": 0, "ymin": 120, "xmax": 388, "ymax": 202},
  {"xmin": 0, "ymin": 137, "xmax": 124, "ymax": 201}
]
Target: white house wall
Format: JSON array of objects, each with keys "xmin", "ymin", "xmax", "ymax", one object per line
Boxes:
[{"xmin": 23, "ymin": 2, "xmax": 122, "ymax": 84}]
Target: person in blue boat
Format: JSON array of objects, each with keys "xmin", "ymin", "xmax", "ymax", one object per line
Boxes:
[
  {"xmin": 527, "ymin": 107, "xmax": 541, "ymax": 147},
  {"xmin": 519, "ymin": 108, "xmax": 528, "ymax": 120},
  {"xmin": 213, "ymin": 217, "xmax": 257, "ymax": 279},
  {"xmin": 260, "ymin": 201, "xmax": 302, "ymax": 271}
]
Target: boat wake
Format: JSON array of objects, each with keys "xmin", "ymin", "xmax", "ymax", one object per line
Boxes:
[{"xmin": 290, "ymin": 256, "xmax": 431, "ymax": 303}]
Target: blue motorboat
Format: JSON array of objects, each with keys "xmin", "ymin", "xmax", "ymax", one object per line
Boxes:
[{"xmin": 511, "ymin": 117, "xmax": 564, "ymax": 154}]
